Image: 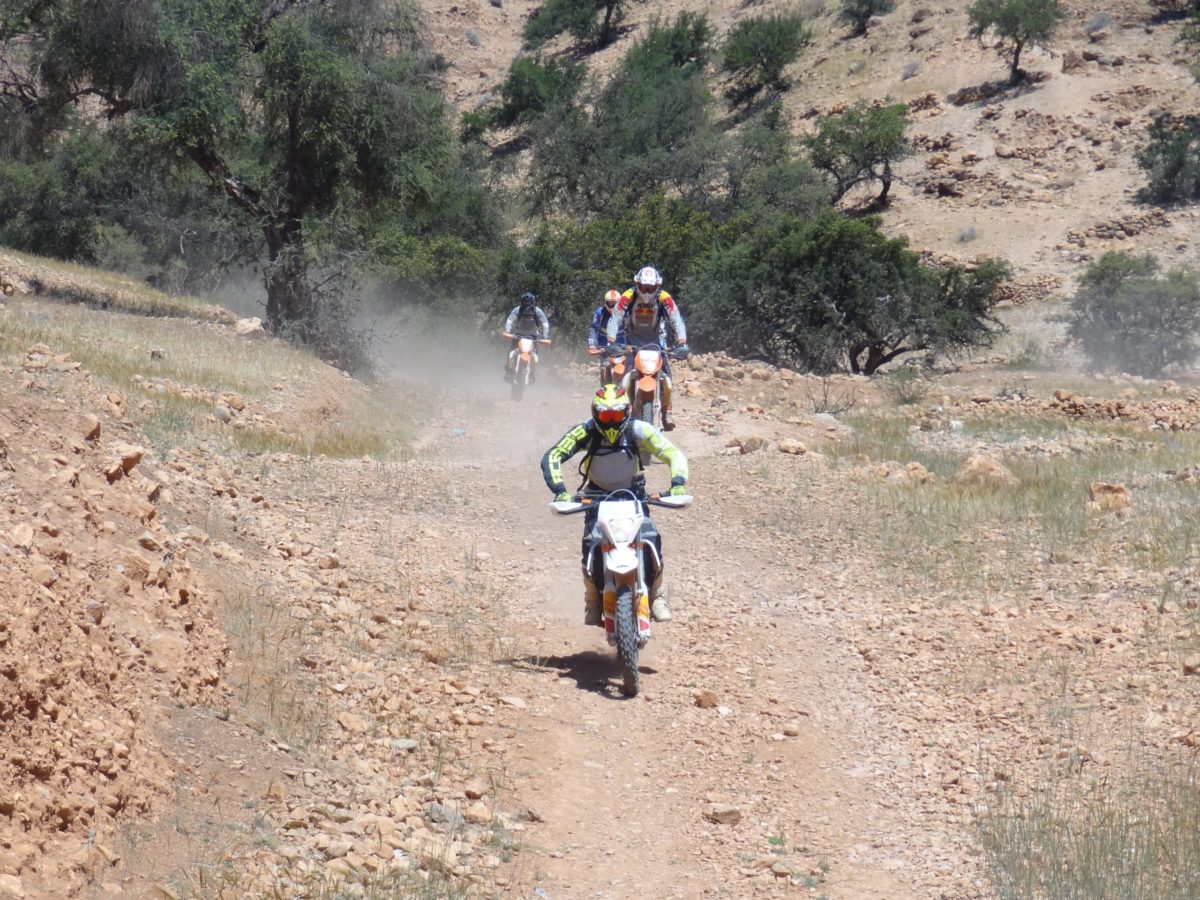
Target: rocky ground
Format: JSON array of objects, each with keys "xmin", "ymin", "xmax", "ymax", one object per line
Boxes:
[
  {"xmin": 3, "ymin": 283, "xmax": 1199, "ymax": 898},
  {"xmin": 3, "ymin": 0, "xmax": 1200, "ymax": 896}
]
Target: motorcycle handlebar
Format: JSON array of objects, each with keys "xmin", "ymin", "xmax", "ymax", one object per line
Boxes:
[
  {"xmin": 502, "ymin": 332, "xmax": 551, "ymax": 344},
  {"xmin": 610, "ymin": 342, "xmax": 690, "ymax": 360},
  {"xmin": 569, "ymin": 489, "xmax": 688, "ymax": 508}
]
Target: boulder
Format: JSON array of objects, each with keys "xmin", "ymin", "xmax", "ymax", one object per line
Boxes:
[
  {"xmin": 1088, "ymin": 482, "xmax": 1130, "ymax": 512},
  {"xmin": 235, "ymin": 317, "xmax": 266, "ymax": 338},
  {"xmin": 953, "ymin": 455, "xmax": 1017, "ymax": 488}
]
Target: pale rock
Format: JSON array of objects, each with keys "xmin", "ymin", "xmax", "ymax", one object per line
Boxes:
[
  {"xmin": 83, "ymin": 415, "xmax": 101, "ymax": 442},
  {"xmin": 212, "ymin": 403, "xmax": 233, "ymax": 425},
  {"xmin": 0, "ymin": 874, "xmax": 23, "ymax": 898},
  {"xmin": 137, "ymin": 532, "xmax": 163, "ymax": 552},
  {"xmin": 318, "ymin": 553, "xmax": 341, "ymax": 570},
  {"xmin": 9, "ymin": 524, "xmax": 33, "ymax": 551},
  {"xmin": 704, "ymin": 803, "xmax": 742, "ymax": 825},
  {"xmin": 1183, "ymin": 655, "xmax": 1200, "ymax": 676},
  {"xmin": 953, "ymin": 455, "xmax": 1017, "ymax": 488},
  {"xmin": 337, "ymin": 712, "xmax": 368, "ymax": 733},
  {"xmin": 30, "ymin": 564, "xmax": 56, "ymax": 587},
  {"xmin": 465, "ymin": 801, "xmax": 492, "ymax": 824},
  {"xmin": 235, "ymin": 317, "xmax": 266, "ymax": 338},
  {"xmin": 727, "ymin": 435, "xmax": 768, "ymax": 454},
  {"xmin": 499, "ymin": 695, "xmax": 526, "ymax": 709},
  {"xmin": 778, "ymin": 439, "xmax": 807, "ymax": 455},
  {"xmin": 112, "ymin": 443, "xmax": 145, "ymax": 475},
  {"xmin": 1088, "ymin": 482, "xmax": 1130, "ymax": 512},
  {"xmin": 464, "ymin": 777, "xmax": 490, "ymax": 800}
]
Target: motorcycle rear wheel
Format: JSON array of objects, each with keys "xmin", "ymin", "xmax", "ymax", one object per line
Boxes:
[{"xmin": 615, "ymin": 585, "xmax": 640, "ymax": 697}]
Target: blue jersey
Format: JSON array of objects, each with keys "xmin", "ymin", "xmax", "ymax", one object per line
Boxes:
[{"xmin": 588, "ymin": 307, "xmax": 624, "ymax": 349}]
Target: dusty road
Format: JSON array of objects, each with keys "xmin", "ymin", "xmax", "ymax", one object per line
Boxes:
[{"xmin": 395, "ymin": 359, "xmax": 981, "ymax": 899}]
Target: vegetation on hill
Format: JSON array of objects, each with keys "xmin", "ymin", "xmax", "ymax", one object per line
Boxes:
[
  {"xmin": 1066, "ymin": 251, "xmax": 1200, "ymax": 376},
  {"xmin": 0, "ymin": 0, "xmax": 500, "ymax": 367},
  {"xmin": 1, "ymin": 1, "xmax": 1013, "ymax": 375},
  {"xmin": 967, "ymin": 0, "xmax": 1065, "ymax": 84}
]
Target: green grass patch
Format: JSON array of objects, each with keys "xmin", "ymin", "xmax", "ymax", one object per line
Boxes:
[{"xmin": 1, "ymin": 248, "xmax": 234, "ymax": 322}]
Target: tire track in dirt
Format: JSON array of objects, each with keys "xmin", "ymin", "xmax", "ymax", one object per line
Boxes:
[{"xmin": 413, "ymin": 368, "xmax": 949, "ymax": 898}]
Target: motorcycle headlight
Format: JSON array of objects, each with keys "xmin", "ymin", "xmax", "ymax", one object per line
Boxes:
[{"xmin": 604, "ymin": 516, "xmax": 639, "ymax": 544}]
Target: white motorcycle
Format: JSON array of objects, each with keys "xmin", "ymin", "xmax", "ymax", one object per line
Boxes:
[{"xmin": 551, "ymin": 488, "xmax": 692, "ymax": 697}]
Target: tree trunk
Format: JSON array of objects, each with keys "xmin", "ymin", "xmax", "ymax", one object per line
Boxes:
[
  {"xmin": 1009, "ymin": 39, "xmax": 1025, "ymax": 84},
  {"xmin": 878, "ymin": 160, "xmax": 893, "ymax": 205},
  {"xmin": 600, "ymin": 1, "xmax": 616, "ymax": 45},
  {"xmin": 263, "ymin": 218, "xmax": 313, "ymax": 338}
]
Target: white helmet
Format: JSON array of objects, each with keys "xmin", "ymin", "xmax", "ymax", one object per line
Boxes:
[{"xmin": 634, "ymin": 266, "xmax": 662, "ymax": 299}]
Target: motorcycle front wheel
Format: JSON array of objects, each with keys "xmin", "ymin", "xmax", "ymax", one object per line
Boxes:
[
  {"xmin": 511, "ymin": 362, "xmax": 526, "ymax": 400},
  {"xmin": 615, "ymin": 585, "xmax": 640, "ymax": 697}
]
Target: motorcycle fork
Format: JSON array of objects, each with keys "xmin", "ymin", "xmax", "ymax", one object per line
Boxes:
[{"xmin": 602, "ymin": 550, "xmax": 651, "ymax": 645}]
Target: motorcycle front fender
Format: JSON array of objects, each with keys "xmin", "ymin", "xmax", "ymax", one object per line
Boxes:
[
  {"xmin": 637, "ymin": 375, "xmax": 657, "ymax": 395},
  {"xmin": 603, "ymin": 544, "xmax": 639, "ymax": 575}
]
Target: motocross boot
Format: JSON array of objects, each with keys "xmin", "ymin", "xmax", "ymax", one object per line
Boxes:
[
  {"xmin": 582, "ymin": 572, "xmax": 603, "ymax": 627},
  {"xmin": 660, "ymin": 376, "xmax": 675, "ymax": 431},
  {"xmin": 649, "ymin": 572, "xmax": 671, "ymax": 622}
]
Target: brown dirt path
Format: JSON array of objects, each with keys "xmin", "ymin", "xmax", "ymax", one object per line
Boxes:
[{"xmin": 399, "ymin": 361, "xmax": 979, "ymax": 899}]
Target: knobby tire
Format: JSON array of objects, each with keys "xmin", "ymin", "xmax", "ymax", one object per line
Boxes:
[{"xmin": 615, "ymin": 585, "xmax": 640, "ymax": 697}]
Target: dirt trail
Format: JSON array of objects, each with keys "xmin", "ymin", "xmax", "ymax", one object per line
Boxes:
[{"xmin": 399, "ymin": 361, "xmax": 976, "ymax": 899}]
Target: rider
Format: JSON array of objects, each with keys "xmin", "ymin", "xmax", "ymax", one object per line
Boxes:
[
  {"xmin": 541, "ymin": 384, "xmax": 688, "ymax": 626},
  {"xmin": 587, "ymin": 289, "xmax": 625, "ymax": 384},
  {"xmin": 606, "ymin": 266, "xmax": 689, "ymax": 430},
  {"xmin": 503, "ymin": 291, "xmax": 550, "ymax": 382}
]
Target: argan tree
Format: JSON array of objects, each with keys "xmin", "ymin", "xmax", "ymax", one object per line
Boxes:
[
  {"xmin": 967, "ymin": 0, "xmax": 1065, "ymax": 84},
  {"xmin": 0, "ymin": 0, "xmax": 487, "ymax": 347},
  {"xmin": 721, "ymin": 11, "xmax": 811, "ymax": 105},
  {"xmin": 1067, "ymin": 252, "xmax": 1200, "ymax": 375},
  {"xmin": 839, "ymin": 0, "xmax": 896, "ymax": 38},
  {"xmin": 803, "ymin": 102, "xmax": 910, "ymax": 205},
  {"xmin": 524, "ymin": 0, "xmax": 646, "ymax": 48}
]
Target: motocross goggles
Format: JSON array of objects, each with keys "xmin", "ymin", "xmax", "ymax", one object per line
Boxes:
[{"xmin": 595, "ymin": 409, "xmax": 627, "ymax": 425}]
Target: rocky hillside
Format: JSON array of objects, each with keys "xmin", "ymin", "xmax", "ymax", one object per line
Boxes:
[{"xmin": 425, "ymin": 0, "xmax": 1200, "ymax": 288}]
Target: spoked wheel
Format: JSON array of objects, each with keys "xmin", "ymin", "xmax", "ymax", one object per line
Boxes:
[
  {"xmin": 614, "ymin": 585, "xmax": 640, "ymax": 697},
  {"xmin": 511, "ymin": 364, "xmax": 526, "ymax": 400}
]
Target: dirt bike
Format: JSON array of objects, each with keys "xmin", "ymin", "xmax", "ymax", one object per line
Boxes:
[
  {"xmin": 550, "ymin": 488, "xmax": 692, "ymax": 697},
  {"xmin": 587, "ymin": 345, "xmax": 629, "ymax": 386},
  {"xmin": 503, "ymin": 332, "xmax": 551, "ymax": 400},
  {"xmin": 618, "ymin": 342, "xmax": 689, "ymax": 431}
]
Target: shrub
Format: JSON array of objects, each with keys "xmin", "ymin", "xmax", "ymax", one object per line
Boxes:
[
  {"xmin": 527, "ymin": 13, "xmax": 718, "ymax": 213},
  {"xmin": 967, "ymin": 0, "xmax": 1065, "ymax": 84},
  {"xmin": 686, "ymin": 209, "xmax": 1009, "ymax": 374},
  {"xmin": 491, "ymin": 55, "xmax": 584, "ymax": 128},
  {"xmin": 1066, "ymin": 252, "xmax": 1200, "ymax": 376},
  {"xmin": 803, "ymin": 101, "xmax": 910, "ymax": 205},
  {"xmin": 497, "ymin": 195, "xmax": 717, "ymax": 336},
  {"xmin": 839, "ymin": 0, "xmax": 896, "ymax": 37},
  {"xmin": 721, "ymin": 12, "xmax": 811, "ymax": 103},
  {"xmin": 523, "ymin": 0, "xmax": 645, "ymax": 48},
  {"xmin": 1137, "ymin": 114, "xmax": 1200, "ymax": 205},
  {"xmin": 880, "ymin": 366, "xmax": 930, "ymax": 405}
]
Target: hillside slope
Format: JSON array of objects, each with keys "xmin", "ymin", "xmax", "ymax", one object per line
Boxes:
[{"xmin": 425, "ymin": 0, "xmax": 1200, "ymax": 289}]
